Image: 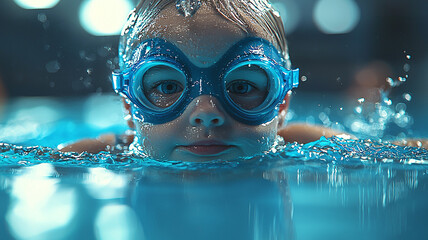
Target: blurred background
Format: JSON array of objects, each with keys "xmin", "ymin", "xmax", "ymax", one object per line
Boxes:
[
  {"xmin": 1, "ymin": 0, "xmax": 427, "ymax": 95},
  {"xmin": 0, "ymin": 0, "xmax": 427, "ymax": 145}
]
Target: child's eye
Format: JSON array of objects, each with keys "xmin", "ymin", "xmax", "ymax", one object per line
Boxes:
[
  {"xmin": 227, "ymin": 80, "xmax": 254, "ymax": 94},
  {"xmin": 135, "ymin": 64, "xmax": 186, "ymax": 108},
  {"xmin": 155, "ymin": 81, "xmax": 183, "ymax": 94},
  {"xmin": 224, "ymin": 64, "xmax": 270, "ymax": 110}
]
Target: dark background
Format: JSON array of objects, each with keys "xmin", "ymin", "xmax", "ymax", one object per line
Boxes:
[{"xmin": 0, "ymin": 0, "xmax": 427, "ymax": 98}]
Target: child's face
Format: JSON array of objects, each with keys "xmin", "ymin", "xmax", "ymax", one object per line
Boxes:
[{"xmin": 128, "ymin": 3, "xmax": 284, "ymax": 162}]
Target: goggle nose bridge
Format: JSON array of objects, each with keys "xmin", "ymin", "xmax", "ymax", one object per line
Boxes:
[{"xmin": 184, "ymin": 66, "xmax": 226, "ymax": 98}]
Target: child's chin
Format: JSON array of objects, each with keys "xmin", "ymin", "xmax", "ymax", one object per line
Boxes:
[{"xmin": 169, "ymin": 148, "xmax": 243, "ymax": 162}]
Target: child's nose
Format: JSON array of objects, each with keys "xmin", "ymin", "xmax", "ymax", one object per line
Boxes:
[{"xmin": 189, "ymin": 95, "xmax": 225, "ymax": 128}]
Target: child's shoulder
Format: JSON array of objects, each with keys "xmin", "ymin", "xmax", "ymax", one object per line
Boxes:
[
  {"xmin": 277, "ymin": 123, "xmax": 350, "ymax": 144},
  {"xmin": 59, "ymin": 133, "xmax": 134, "ymax": 154}
]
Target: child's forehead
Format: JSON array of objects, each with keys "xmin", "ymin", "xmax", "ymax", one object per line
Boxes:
[{"xmin": 142, "ymin": 3, "xmax": 271, "ymax": 67}]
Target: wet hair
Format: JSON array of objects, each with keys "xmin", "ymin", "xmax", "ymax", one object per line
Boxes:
[{"xmin": 119, "ymin": 0, "xmax": 291, "ymax": 69}]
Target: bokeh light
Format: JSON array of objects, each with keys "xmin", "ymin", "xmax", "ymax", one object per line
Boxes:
[
  {"xmin": 79, "ymin": 0, "xmax": 133, "ymax": 36},
  {"xmin": 95, "ymin": 204, "xmax": 144, "ymax": 240},
  {"xmin": 14, "ymin": 0, "xmax": 60, "ymax": 9},
  {"xmin": 313, "ymin": 0, "xmax": 360, "ymax": 34},
  {"xmin": 6, "ymin": 164, "xmax": 76, "ymax": 239}
]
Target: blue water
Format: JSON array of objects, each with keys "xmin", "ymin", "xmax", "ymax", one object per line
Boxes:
[{"xmin": 0, "ymin": 93, "xmax": 427, "ymax": 240}]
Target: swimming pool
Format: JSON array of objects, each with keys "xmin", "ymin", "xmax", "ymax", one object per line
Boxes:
[{"xmin": 0, "ymin": 93, "xmax": 427, "ymax": 240}]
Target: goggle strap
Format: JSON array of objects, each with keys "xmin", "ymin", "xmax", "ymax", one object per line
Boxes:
[
  {"xmin": 112, "ymin": 71, "xmax": 124, "ymax": 92},
  {"xmin": 291, "ymin": 68, "xmax": 300, "ymax": 88},
  {"xmin": 281, "ymin": 68, "xmax": 299, "ymax": 90}
]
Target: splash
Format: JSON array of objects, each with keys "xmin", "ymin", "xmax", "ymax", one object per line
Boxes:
[
  {"xmin": 284, "ymin": 136, "xmax": 428, "ymax": 165},
  {"xmin": 1, "ymin": 137, "xmax": 426, "ymax": 172},
  {"xmin": 343, "ymin": 89, "xmax": 413, "ymax": 139}
]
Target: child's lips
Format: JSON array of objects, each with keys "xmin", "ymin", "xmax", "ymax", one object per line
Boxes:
[{"xmin": 181, "ymin": 140, "xmax": 233, "ymax": 156}]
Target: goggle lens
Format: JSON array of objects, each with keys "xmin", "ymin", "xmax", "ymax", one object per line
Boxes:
[
  {"xmin": 224, "ymin": 63, "xmax": 274, "ymax": 111},
  {"xmin": 133, "ymin": 64, "xmax": 186, "ymax": 109}
]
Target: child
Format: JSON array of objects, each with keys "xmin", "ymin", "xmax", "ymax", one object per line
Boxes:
[{"xmin": 59, "ymin": 0, "xmax": 355, "ymax": 160}]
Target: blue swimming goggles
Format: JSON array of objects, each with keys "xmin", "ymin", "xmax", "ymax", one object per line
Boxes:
[{"xmin": 112, "ymin": 37, "xmax": 299, "ymax": 125}]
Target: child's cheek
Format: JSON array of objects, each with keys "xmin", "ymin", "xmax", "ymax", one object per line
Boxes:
[
  {"xmin": 134, "ymin": 120, "xmax": 183, "ymax": 160},
  {"xmin": 243, "ymin": 119, "xmax": 279, "ymax": 152},
  {"xmin": 227, "ymin": 118, "xmax": 279, "ymax": 157}
]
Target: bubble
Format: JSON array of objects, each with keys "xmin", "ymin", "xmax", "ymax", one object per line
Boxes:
[{"xmin": 45, "ymin": 60, "xmax": 61, "ymax": 73}]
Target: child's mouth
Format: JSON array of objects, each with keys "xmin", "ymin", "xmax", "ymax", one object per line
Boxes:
[{"xmin": 181, "ymin": 141, "xmax": 233, "ymax": 156}]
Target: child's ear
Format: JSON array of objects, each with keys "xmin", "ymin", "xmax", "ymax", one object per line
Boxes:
[
  {"xmin": 122, "ymin": 97, "xmax": 135, "ymax": 129},
  {"xmin": 278, "ymin": 92, "xmax": 291, "ymax": 129},
  {"xmin": 279, "ymin": 92, "xmax": 291, "ymax": 113}
]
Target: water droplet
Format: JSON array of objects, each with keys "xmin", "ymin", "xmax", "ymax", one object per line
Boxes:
[
  {"xmin": 386, "ymin": 77, "xmax": 395, "ymax": 87},
  {"xmin": 402, "ymin": 93, "xmax": 412, "ymax": 101},
  {"xmin": 398, "ymin": 77, "xmax": 406, "ymax": 82},
  {"xmin": 358, "ymin": 98, "xmax": 365, "ymax": 104},
  {"xmin": 386, "ymin": 77, "xmax": 404, "ymax": 87},
  {"xmin": 383, "ymin": 98, "xmax": 392, "ymax": 106},
  {"xmin": 406, "ymin": 55, "xmax": 411, "ymax": 60},
  {"xmin": 339, "ymin": 107, "xmax": 343, "ymax": 111},
  {"xmin": 354, "ymin": 106, "xmax": 362, "ymax": 114}
]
